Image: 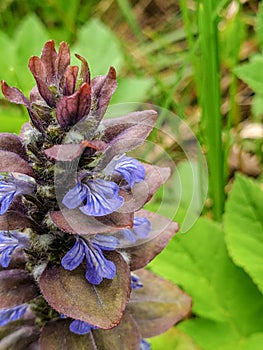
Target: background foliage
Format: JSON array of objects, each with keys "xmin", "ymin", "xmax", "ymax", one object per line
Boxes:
[{"xmin": 0, "ymin": 0, "xmax": 262, "ymax": 349}]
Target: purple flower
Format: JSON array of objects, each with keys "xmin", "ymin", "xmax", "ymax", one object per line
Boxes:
[
  {"xmin": 0, "ymin": 230, "xmax": 29, "ymax": 268},
  {"xmin": 69, "ymin": 319, "xmax": 98, "ymax": 335},
  {"xmin": 113, "ymin": 156, "xmax": 145, "ymax": 187},
  {"xmin": 61, "ymin": 235, "xmax": 119, "ymax": 285},
  {"xmin": 140, "ymin": 339, "xmax": 151, "ymax": 350},
  {"xmin": 62, "ymin": 178, "xmax": 123, "ymax": 216},
  {"xmin": 0, "ymin": 173, "xmax": 35, "ymax": 215},
  {"xmin": 131, "ymin": 274, "xmax": 143, "ymax": 290},
  {"xmin": 0, "ymin": 304, "xmax": 28, "ymax": 326},
  {"xmin": 121, "ymin": 217, "xmax": 151, "ymax": 244}
]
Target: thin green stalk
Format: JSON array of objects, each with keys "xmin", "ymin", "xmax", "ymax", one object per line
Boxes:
[
  {"xmin": 117, "ymin": 0, "xmax": 144, "ymax": 43},
  {"xmin": 198, "ymin": 0, "xmax": 224, "ymax": 220}
]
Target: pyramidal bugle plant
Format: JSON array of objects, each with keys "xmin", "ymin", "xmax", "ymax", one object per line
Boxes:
[{"xmin": 0, "ymin": 40, "xmax": 191, "ymax": 349}]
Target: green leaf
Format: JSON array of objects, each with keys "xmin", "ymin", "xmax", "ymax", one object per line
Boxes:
[
  {"xmin": 13, "ymin": 14, "xmax": 49, "ymax": 95},
  {"xmin": 149, "ymin": 217, "xmax": 263, "ymax": 349},
  {"xmin": 0, "ymin": 105, "xmax": 27, "ymax": 134},
  {"xmin": 39, "ymin": 252, "xmax": 131, "ymax": 329},
  {"xmin": 224, "ymin": 173, "xmax": 263, "ymax": 293},
  {"xmin": 149, "ymin": 327, "xmax": 201, "ymax": 350},
  {"xmin": 233, "ymin": 56, "xmax": 263, "ymax": 94},
  {"xmin": 110, "ymin": 77, "xmax": 153, "ymax": 104},
  {"xmin": 72, "ymin": 19, "xmax": 124, "ymax": 77},
  {"xmin": 0, "ymin": 32, "xmax": 16, "ymax": 88},
  {"xmin": 256, "ymin": 1, "xmax": 263, "ymax": 52}
]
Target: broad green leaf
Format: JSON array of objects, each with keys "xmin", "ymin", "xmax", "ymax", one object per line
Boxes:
[
  {"xmin": 149, "ymin": 217, "xmax": 263, "ymax": 348},
  {"xmin": 39, "ymin": 252, "xmax": 130, "ymax": 329},
  {"xmin": 0, "ymin": 32, "xmax": 16, "ymax": 88},
  {"xmin": 252, "ymin": 93, "xmax": 263, "ymax": 117},
  {"xmin": 0, "ymin": 105, "xmax": 27, "ymax": 133},
  {"xmin": 256, "ymin": 1, "xmax": 263, "ymax": 52},
  {"xmin": 72, "ymin": 19, "xmax": 123, "ymax": 77},
  {"xmin": 111, "ymin": 77, "xmax": 153, "ymax": 104},
  {"xmin": 233, "ymin": 56, "xmax": 263, "ymax": 94},
  {"xmin": 149, "ymin": 327, "xmax": 201, "ymax": 350},
  {"xmin": 180, "ymin": 319, "xmax": 263, "ymax": 350},
  {"xmin": 224, "ymin": 174, "xmax": 263, "ymax": 293},
  {"xmin": 13, "ymin": 14, "xmax": 49, "ymax": 94}
]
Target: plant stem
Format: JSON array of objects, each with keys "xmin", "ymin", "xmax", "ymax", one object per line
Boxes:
[{"xmin": 198, "ymin": 0, "xmax": 224, "ymax": 220}]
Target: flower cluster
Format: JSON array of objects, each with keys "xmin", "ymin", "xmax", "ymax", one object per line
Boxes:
[{"xmin": 0, "ymin": 41, "xmax": 191, "ymax": 349}]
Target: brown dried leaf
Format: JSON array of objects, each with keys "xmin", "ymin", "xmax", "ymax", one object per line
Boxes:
[
  {"xmin": 0, "ymin": 269, "xmax": 39, "ymax": 308},
  {"xmin": 39, "ymin": 251, "xmax": 131, "ymax": 329},
  {"xmin": 127, "ymin": 269, "xmax": 192, "ymax": 338}
]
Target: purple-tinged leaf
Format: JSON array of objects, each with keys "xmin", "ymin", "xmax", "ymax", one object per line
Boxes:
[
  {"xmin": 39, "ymin": 251, "xmax": 131, "ymax": 329},
  {"xmin": 1, "ymin": 81, "xmax": 44, "ymax": 133},
  {"xmin": 0, "ymin": 249, "xmax": 26, "ymax": 272},
  {"xmin": 0, "ymin": 269, "xmax": 39, "ymax": 308},
  {"xmin": 62, "ymin": 66, "xmax": 79, "ymax": 96},
  {"xmin": 0, "ymin": 325, "xmax": 39, "ymax": 349},
  {"xmin": 0, "ymin": 150, "xmax": 34, "ymax": 177},
  {"xmin": 34, "ymin": 76, "xmax": 56, "ymax": 107},
  {"xmin": 44, "ymin": 144, "xmax": 84, "ymax": 162},
  {"xmin": 41, "ymin": 313, "xmax": 140, "ymax": 350},
  {"xmin": 44, "ymin": 140, "xmax": 106, "ymax": 162},
  {"xmin": 55, "ymin": 41, "xmax": 71, "ymax": 80},
  {"xmin": 91, "ymin": 66, "xmax": 117, "ymax": 119},
  {"xmin": 56, "ymin": 83, "xmax": 91, "ymax": 128},
  {"xmin": 40, "ymin": 319, "xmax": 95, "ymax": 350},
  {"xmin": 50, "ymin": 208, "xmax": 133, "ymax": 235},
  {"xmin": 1, "ymin": 81, "xmax": 30, "ymax": 108},
  {"xmin": 75, "ymin": 53, "xmax": 90, "ymax": 84},
  {"xmin": 40, "ymin": 40, "xmax": 57, "ymax": 85},
  {"xmin": 0, "ymin": 211, "xmax": 35, "ymax": 231},
  {"xmin": 28, "ymin": 56, "xmax": 46, "ymax": 82},
  {"xmin": 0, "ymin": 133, "xmax": 27, "ymax": 160},
  {"xmin": 127, "ymin": 269, "xmax": 192, "ymax": 338},
  {"xmin": 91, "ymin": 313, "xmax": 140, "ymax": 350},
  {"xmin": 119, "ymin": 164, "xmax": 171, "ymax": 213},
  {"xmin": 119, "ymin": 210, "xmax": 179, "ymax": 270},
  {"xmin": 100, "ymin": 110, "xmax": 158, "ymax": 166}
]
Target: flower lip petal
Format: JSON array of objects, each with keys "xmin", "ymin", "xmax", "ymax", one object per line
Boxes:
[
  {"xmin": 61, "ymin": 238, "xmax": 85, "ymax": 271},
  {"xmin": 62, "ymin": 183, "xmax": 87, "ymax": 209},
  {"xmin": 69, "ymin": 319, "xmax": 98, "ymax": 335},
  {"xmin": 85, "ymin": 244, "xmax": 116, "ymax": 285},
  {"xmin": 0, "ymin": 304, "xmax": 28, "ymax": 326},
  {"xmin": 120, "ymin": 217, "xmax": 152, "ymax": 245},
  {"xmin": 114, "ymin": 156, "xmax": 145, "ymax": 187},
  {"xmin": 79, "ymin": 179, "xmax": 124, "ymax": 217}
]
